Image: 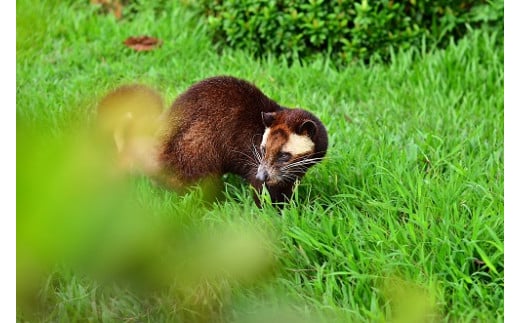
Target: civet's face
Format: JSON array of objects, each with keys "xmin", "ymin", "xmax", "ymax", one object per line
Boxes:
[{"xmin": 255, "ymin": 111, "xmax": 320, "ymax": 186}]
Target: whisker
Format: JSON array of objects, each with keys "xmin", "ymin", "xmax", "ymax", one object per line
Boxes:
[
  {"xmin": 231, "ymin": 149, "xmax": 260, "ymax": 168},
  {"xmin": 281, "ymin": 169, "xmax": 306, "ymax": 176},
  {"xmin": 279, "ymin": 173, "xmax": 299, "ymax": 184},
  {"xmin": 231, "ymin": 149, "xmax": 256, "ymax": 161},
  {"xmin": 290, "ymin": 156, "xmax": 324, "ymax": 163},
  {"xmin": 250, "ymin": 134, "xmax": 264, "ymax": 161},
  {"xmin": 283, "ymin": 161, "xmax": 318, "ymax": 170},
  {"xmin": 252, "ymin": 145, "xmax": 262, "ymax": 164},
  {"xmin": 281, "ymin": 158, "xmax": 323, "ymax": 170},
  {"xmin": 282, "ymin": 164, "xmax": 314, "ymax": 172}
]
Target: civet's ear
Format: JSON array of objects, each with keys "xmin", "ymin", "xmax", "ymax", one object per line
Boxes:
[
  {"xmin": 261, "ymin": 112, "xmax": 276, "ymax": 127},
  {"xmin": 298, "ymin": 119, "xmax": 317, "ymax": 137}
]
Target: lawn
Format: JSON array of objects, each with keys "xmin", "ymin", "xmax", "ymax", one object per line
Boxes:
[{"xmin": 17, "ymin": 1, "xmax": 504, "ymax": 322}]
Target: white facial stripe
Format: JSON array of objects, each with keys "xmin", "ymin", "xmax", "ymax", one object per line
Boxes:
[
  {"xmin": 261, "ymin": 127, "xmax": 271, "ymax": 147},
  {"xmin": 283, "ymin": 133, "xmax": 315, "ymax": 156}
]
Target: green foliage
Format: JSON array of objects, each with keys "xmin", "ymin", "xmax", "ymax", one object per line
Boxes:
[
  {"xmin": 197, "ymin": 0, "xmax": 504, "ymax": 65},
  {"xmin": 17, "ymin": 0, "xmax": 503, "ymax": 321}
]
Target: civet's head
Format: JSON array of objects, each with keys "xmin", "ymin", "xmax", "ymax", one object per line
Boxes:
[{"xmin": 255, "ymin": 109, "xmax": 328, "ymax": 186}]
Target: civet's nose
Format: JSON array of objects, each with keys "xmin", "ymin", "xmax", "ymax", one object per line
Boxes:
[{"xmin": 256, "ymin": 166, "xmax": 269, "ymax": 182}]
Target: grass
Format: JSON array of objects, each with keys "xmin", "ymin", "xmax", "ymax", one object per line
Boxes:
[{"xmin": 17, "ymin": 0, "xmax": 503, "ymax": 322}]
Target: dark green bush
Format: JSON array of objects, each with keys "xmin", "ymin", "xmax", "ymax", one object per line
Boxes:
[{"xmin": 196, "ymin": 0, "xmax": 503, "ymax": 65}]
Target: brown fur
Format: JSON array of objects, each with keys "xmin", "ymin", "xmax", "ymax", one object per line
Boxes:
[{"xmin": 98, "ymin": 76, "xmax": 328, "ymax": 205}]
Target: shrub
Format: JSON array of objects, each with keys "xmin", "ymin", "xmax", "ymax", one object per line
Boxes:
[{"xmin": 196, "ymin": 0, "xmax": 504, "ymax": 65}]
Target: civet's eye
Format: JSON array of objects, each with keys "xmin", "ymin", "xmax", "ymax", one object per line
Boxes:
[{"xmin": 278, "ymin": 152, "xmax": 292, "ymax": 162}]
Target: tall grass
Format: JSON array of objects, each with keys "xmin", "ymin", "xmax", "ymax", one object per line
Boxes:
[{"xmin": 17, "ymin": 1, "xmax": 503, "ymax": 322}]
